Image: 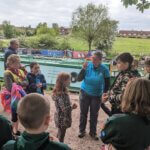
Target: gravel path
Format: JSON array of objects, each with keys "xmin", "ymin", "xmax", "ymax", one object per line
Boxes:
[{"xmin": 0, "ymin": 92, "xmax": 109, "ymax": 150}]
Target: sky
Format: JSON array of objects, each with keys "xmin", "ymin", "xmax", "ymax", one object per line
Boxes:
[{"xmin": 0, "ymin": 0, "xmax": 150, "ymax": 30}]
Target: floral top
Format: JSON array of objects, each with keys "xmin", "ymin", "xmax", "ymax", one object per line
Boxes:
[{"xmin": 52, "ymin": 93, "xmax": 72, "ymax": 129}]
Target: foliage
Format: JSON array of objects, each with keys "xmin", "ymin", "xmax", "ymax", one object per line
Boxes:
[
  {"xmin": 37, "ymin": 34, "xmax": 58, "ymax": 49},
  {"xmin": 0, "ymin": 40, "xmax": 9, "ymax": 49},
  {"xmin": 2, "ymin": 21, "xmax": 15, "ymax": 39},
  {"xmin": 72, "ymin": 3, "xmax": 118, "ymax": 51},
  {"xmin": 52, "ymin": 23, "xmax": 59, "ymax": 35},
  {"xmin": 36, "ymin": 22, "xmax": 57, "ymax": 36},
  {"xmin": 59, "ymin": 38, "xmax": 71, "ymax": 50},
  {"xmin": 121, "ymin": 0, "xmax": 150, "ymax": 12},
  {"xmin": 94, "ymin": 19, "xmax": 118, "ymax": 51}
]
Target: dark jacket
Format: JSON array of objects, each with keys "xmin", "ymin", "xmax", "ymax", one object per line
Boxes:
[
  {"xmin": 26, "ymin": 73, "xmax": 47, "ymax": 95},
  {"xmin": 2, "ymin": 131, "xmax": 71, "ymax": 150},
  {"xmin": 4, "ymin": 47, "xmax": 17, "ymax": 69},
  {"xmin": 100, "ymin": 113, "xmax": 150, "ymax": 150},
  {"xmin": 0, "ymin": 115, "xmax": 13, "ymax": 149}
]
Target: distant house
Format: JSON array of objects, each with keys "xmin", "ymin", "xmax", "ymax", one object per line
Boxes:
[
  {"xmin": 59, "ymin": 27, "xmax": 71, "ymax": 35},
  {"xmin": 118, "ymin": 30, "xmax": 150, "ymax": 38}
]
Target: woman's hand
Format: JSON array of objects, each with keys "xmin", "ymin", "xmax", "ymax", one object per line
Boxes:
[
  {"xmin": 83, "ymin": 62, "xmax": 88, "ymax": 70},
  {"xmin": 72, "ymin": 103, "xmax": 78, "ymax": 109},
  {"xmin": 102, "ymin": 93, "xmax": 108, "ymax": 103}
]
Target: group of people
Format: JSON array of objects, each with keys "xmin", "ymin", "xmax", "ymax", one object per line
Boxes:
[{"xmin": 0, "ymin": 39, "xmax": 149, "ymax": 150}]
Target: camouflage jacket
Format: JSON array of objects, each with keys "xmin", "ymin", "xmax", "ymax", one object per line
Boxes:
[{"xmin": 108, "ymin": 70, "xmax": 138, "ymax": 109}]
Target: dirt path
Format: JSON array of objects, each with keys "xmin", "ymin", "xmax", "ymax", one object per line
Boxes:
[{"xmin": 0, "ymin": 92, "xmax": 109, "ymax": 150}]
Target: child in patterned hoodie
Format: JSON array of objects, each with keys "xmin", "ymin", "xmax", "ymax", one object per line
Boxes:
[{"xmin": 102, "ymin": 52, "xmax": 139, "ymax": 115}]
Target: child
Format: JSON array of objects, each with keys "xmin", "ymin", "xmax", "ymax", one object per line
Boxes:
[
  {"xmin": 52, "ymin": 73, "xmax": 77, "ymax": 142},
  {"xmin": 132, "ymin": 59, "xmax": 141, "ymax": 77},
  {"xmin": 102, "ymin": 53, "xmax": 139, "ymax": 115},
  {"xmin": 144, "ymin": 59, "xmax": 150, "ymax": 80},
  {"xmin": 3, "ymin": 93, "xmax": 71, "ymax": 150},
  {"xmin": 0, "ymin": 115, "xmax": 13, "ymax": 149},
  {"xmin": 26, "ymin": 62, "xmax": 47, "ymax": 94},
  {"xmin": 3, "ymin": 54, "xmax": 27, "ymax": 135},
  {"xmin": 100, "ymin": 78, "xmax": 150, "ymax": 150}
]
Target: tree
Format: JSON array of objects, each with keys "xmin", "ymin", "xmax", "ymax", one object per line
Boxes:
[
  {"xmin": 72, "ymin": 3, "xmax": 118, "ymax": 51},
  {"xmin": 121, "ymin": 0, "xmax": 150, "ymax": 12},
  {"xmin": 52, "ymin": 23, "xmax": 59, "ymax": 35},
  {"xmin": 25, "ymin": 25, "xmax": 36, "ymax": 36},
  {"xmin": 94, "ymin": 19, "xmax": 118, "ymax": 51},
  {"xmin": 36, "ymin": 22, "xmax": 57, "ymax": 36},
  {"xmin": 2, "ymin": 21, "xmax": 15, "ymax": 39}
]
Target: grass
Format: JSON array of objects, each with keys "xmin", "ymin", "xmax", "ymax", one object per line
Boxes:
[
  {"xmin": 58, "ymin": 36, "xmax": 150, "ymax": 57},
  {"xmin": 1, "ymin": 36, "xmax": 150, "ymax": 57},
  {"xmin": 111, "ymin": 37, "xmax": 150, "ymax": 56},
  {"xmin": 57, "ymin": 35, "xmax": 94, "ymax": 51}
]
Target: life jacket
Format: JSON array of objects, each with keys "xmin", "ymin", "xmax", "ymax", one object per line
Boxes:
[
  {"xmin": 5, "ymin": 69, "xmax": 26, "ymax": 84},
  {"xmin": 0, "ymin": 69, "xmax": 26, "ymax": 113}
]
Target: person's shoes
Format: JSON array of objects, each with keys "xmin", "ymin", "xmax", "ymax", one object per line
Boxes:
[
  {"xmin": 78, "ymin": 132, "xmax": 86, "ymax": 138},
  {"xmin": 89, "ymin": 133, "xmax": 99, "ymax": 141}
]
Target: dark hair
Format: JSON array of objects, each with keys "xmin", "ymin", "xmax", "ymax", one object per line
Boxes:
[
  {"xmin": 93, "ymin": 51, "xmax": 103, "ymax": 60},
  {"xmin": 121, "ymin": 78, "xmax": 150, "ymax": 116},
  {"xmin": 17, "ymin": 93, "xmax": 50, "ymax": 129},
  {"xmin": 116, "ymin": 53, "xmax": 133, "ymax": 68},
  {"xmin": 30, "ymin": 62, "xmax": 38, "ymax": 69},
  {"xmin": 145, "ymin": 59, "xmax": 150, "ymax": 66}
]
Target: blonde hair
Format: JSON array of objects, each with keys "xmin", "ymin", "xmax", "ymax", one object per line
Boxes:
[
  {"xmin": 17, "ymin": 93, "xmax": 50, "ymax": 129},
  {"xmin": 6, "ymin": 54, "xmax": 20, "ymax": 67},
  {"xmin": 121, "ymin": 78, "xmax": 150, "ymax": 116}
]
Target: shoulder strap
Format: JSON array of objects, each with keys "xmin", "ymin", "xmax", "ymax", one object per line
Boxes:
[{"xmin": 37, "ymin": 137, "xmax": 49, "ymax": 150}]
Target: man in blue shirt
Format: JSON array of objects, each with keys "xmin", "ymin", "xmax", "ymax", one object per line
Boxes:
[
  {"xmin": 78, "ymin": 51, "xmax": 110, "ymax": 140},
  {"xmin": 4, "ymin": 40, "xmax": 19, "ymax": 69}
]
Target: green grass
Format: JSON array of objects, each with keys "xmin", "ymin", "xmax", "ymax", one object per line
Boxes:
[
  {"xmin": 58, "ymin": 36, "xmax": 150, "ymax": 56},
  {"xmin": 111, "ymin": 37, "xmax": 150, "ymax": 56},
  {"xmin": 57, "ymin": 35, "xmax": 94, "ymax": 51},
  {"xmin": 1, "ymin": 36, "xmax": 150, "ymax": 57}
]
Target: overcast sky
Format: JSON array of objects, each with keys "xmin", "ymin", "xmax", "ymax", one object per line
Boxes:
[{"xmin": 0, "ymin": 0, "xmax": 150, "ymax": 30}]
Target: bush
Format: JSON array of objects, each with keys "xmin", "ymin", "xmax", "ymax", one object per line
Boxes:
[
  {"xmin": 0, "ymin": 40, "xmax": 9, "ymax": 50},
  {"xmin": 37, "ymin": 34, "xmax": 58, "ymax": 49},
  {"xmin": 59, "ymin": 39, "xmax": 71, "ymax": 50}
]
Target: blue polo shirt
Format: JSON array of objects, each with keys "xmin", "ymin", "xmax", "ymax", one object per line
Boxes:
[{"xmin": 81, "ymin": 62, "xmax": 110, "ymax": 96}]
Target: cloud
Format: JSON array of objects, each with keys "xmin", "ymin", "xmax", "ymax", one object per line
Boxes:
[{"xmin": 0, "ymin": 0, "xmax": 149, "ymax": 30}]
